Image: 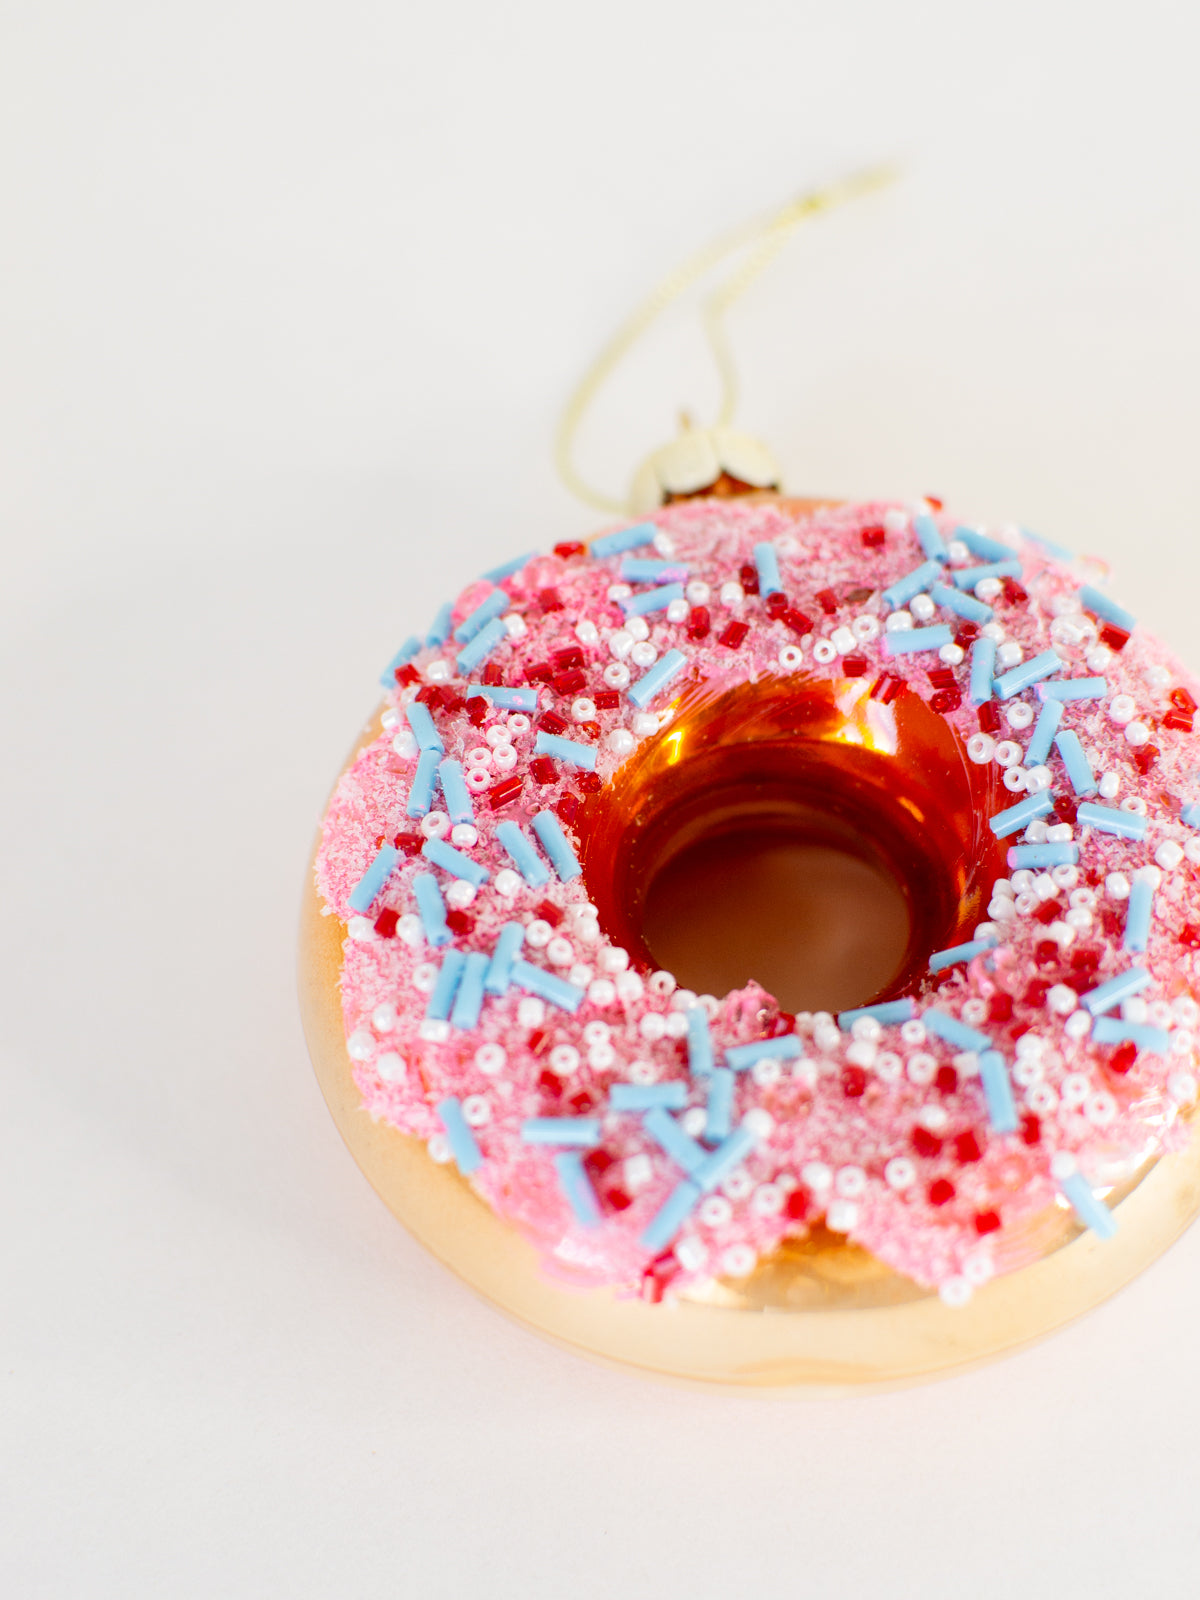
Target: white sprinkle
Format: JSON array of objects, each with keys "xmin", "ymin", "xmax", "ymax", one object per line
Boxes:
[
  {"xmin": 494, "ymin": 868, "xmax": 522, "ymax": 899},
  {"xmin": 681, "ymin": 1106, "xmax": 707, "ymax": 1137},
  {"xmin": 462, "ymin": 1094, "xmax": 491, "ymax": 1127},
  {"xmin": 802, "ymin": 1161, "xmax": 833, "ymax": 1193},
  {"xmin": 968, "ymin": 732, "xmax": 995, "ymax": 764},
  {"xmin": 516, "ymin": 997, "xmax": 545, "ymax": 1027},
  {"xmin": 445, "ymin": 879, "xmax": 476, "ymax": 908},
  {"xmin": 813, "ymin": 639, "xmax": 838, "ymax": 664},
  {"xmin": 418, "ymin": 1018, "xmax": 450, "ymax": 1042},
  {"xmin": 607, "ymin": 728, "xmax": 636, "ymax": 756},
  {"xmin": 1108, "ymin": 693, "xmax": 1137, "ymax": 725},
  {"xmin": 674, "ymin": 1236, "xmax": 708, "ymax": 1273},
  {"xmin": 625, "ymin": 615, "xmax": 650, "ymax": 642},
  {"xmin": 939, "ymin": 643, "xmax": 965, "ymax": 665},
  {"xmin": 666, "ymin": 598, "xmax": 689, "ymax": 623},
  {"xmin": 1006, "ymin": 701, "xmax": 1035, "ymax": 730},
  {"xmin": 391, "ymin": 729, "xmax": 418, "ymax": 759},
  {"xmin": 451, "ymin": 823, "xmax": 479, "ymax": 847},
  {"xmin": 719, "ymin": 581, "xmax": 745, "ymax": 608},
  {"xmin": 1156, "ymin": 839, "xmax": 1185, "ymax": 871},
  {"xmin": 939, "ymin": 1277, "xmax": 973, "ymax": 1309},
  {"xmin": 720, "ymin": 1243, "xmax": 757, "ymax": 1277},
  {"xmin": 348, "ymin": 916, "xmax": 376, "ymax": 942},
  {"xmin": 411, "ymin": 963, "xmax": 437, "ymax": 993},
  {"xmin": 994, "ymin": 740, "xmax": 1023, "ymax": 768},
  {"xmin": 608, "ymin": 629, "xmax": 634, "ymax": 660},
  {"xmin": 686, "ymin": 579, "xmax": 711, "ymax": 605},
  {"xmin": 885, "ymin": 1157, "xmax": 916, "ymax": 1191}
]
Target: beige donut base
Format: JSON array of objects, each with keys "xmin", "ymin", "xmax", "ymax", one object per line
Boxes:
[{"xmin": 300, "ymin": 833, "xmax": 1200, "ymax": 1391}]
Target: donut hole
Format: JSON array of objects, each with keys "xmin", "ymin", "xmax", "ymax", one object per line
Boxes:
[
  {"xmin": 582, "ymin": 675, "xmax": 1007, "ymax": 1017},
  {"xmin": 639, "ymin": 823, "xmax": 910, "ymax": 1016}
]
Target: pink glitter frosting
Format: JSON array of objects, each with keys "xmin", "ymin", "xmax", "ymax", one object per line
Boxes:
[{"xmin": 314, "ymin": 497, "xmax": 1200, "ymax": 1307}]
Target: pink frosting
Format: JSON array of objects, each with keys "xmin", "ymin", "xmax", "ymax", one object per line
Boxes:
[{"xmin": 314, "ymin": 497, "xmax": 1200, "ymax": 1306}]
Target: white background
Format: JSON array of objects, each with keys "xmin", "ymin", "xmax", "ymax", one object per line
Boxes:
[{"xmin": 4, "ymin": 3, "xmax": 1200, "ymax": 1595}]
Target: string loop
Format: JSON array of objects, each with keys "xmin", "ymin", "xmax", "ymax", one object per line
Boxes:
[{"xmin": 554, "ymin": 166, "xmax": 899, "ymax": 513}]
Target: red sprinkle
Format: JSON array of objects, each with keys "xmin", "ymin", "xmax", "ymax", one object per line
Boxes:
[
  {"xmin": 553, "ymin": 668, "xmax": 587, "ymax": 697},
  {"xmin": 392, "ymin": 831, "xmax": 424, "ymax": 855},
  {"xmin": 538, "ymin": 588, "xmax": 563, "ymax": 612},
  {"xmin": 445, "ymin": 909, "xmax": 473, "ymax": 936},
  {"xmin": 1099, "ymin": 622, "xmax": 1130, "ymax": 651},
  {"xmin": 1107, "ymin": 1039, "xmax": 1138, "ymax": 1075},
  {"xmin": 1034, "ymin": 900, "xmax": 1061, "ymax": 925},
  {"xmin": 556, "ymin": 792, "xmax": 581, "ymax": 825},
  {"xmin": 1133, "ymin": 744, "xmax": 1159, "ymax": 775},
  {"xmin": 738, "ymin": 563, "xmax": 760, "ymax": 595},
  {"xmin": 935, "ymin": 1065, "xmax": 959, "ymax": 1095},
  {"xmin": 525, "ymin": 660, "xmax": 553, "ymax": 684},
  {"xmin": 988, "ymin": 991, "xmax": 1014, "ymax": 1023},
  {"xmin": 553, "ymin": 645, "xmax": 585, "ymax": 672},
  {"xmin": 686, "ymin": 605, "xmax": 711, "ymax": 641},
  {"xmin": 540, "ymin": 710, "xmax": 569, "ymax": 736},
  {"xmin": 718, "ymin": 620, "xmax": 749, "ymax": 649},
  {"xmin": 488, "ymin": 775, "xmax": 524, "ymax": 810},
  {"xmin": 577, "ymin": 771, "xmax": 603, "ymax": 794},
  {"xmin": 1020, "ymin": 1112, "xmax": 1041, "ymax": 1146},
  {"xmin": 764, "ymin": 591, "xmax": 789, "ymax": 619},
  {"xmin": 1163, "ymin": 708, "xmax": 1194, "ymax": 732},
  {"xmin": 785, "ymin": 1188, "xmax": 810, "ymax": 1221},
  {"xmin": 842, "ymin": 1065, "xmax": 868, "ymax": 1098},
  {"xmin": 861, "ymin": 523, "xmax": 886, "ymax": 548},
  {"xmin": 974, "ymin": 1210, "xmax": 1002, "ymax": 1236},
  {"xmin": 870, "ymin": 672, "xmax": 903, "ymax": 704},
  {"xmin": 528, "ymin": 1028, "xmax": 551, "ymax": 1056},
  {"xmin": 783, "ymin": 607, "xmax": 813, "ymax": 639},
  {"xmin": 533, "ymin": 899, "xmax": 563, "ymax": 927},
  {"xmin": 912, "ymin": 1126, "xmax": 942, "ymax": 1158},
  {"xmin": 373, "ymin": 907, "xmax": 399, "ymax": 938},
  {"xmin": 928, "ymin": 1178, "xmax": 955, "ymax": 1206},
  {"xmin": 466, "ymin": 695, "xmax": 489, "ymax": 727},
  {"xmin": 1001, "ymin": 576, "xmax": 1028, "ymax": 605},
  {"xmin": 594, "ymin": 688, "xmax": 620, "ymax": 711},
  {"xmin": 553, "ymin": 541, "xmax": 587, "ymax": 560},
  {"xmin": 930, "ymin": 688, "xmax": 962, "ymax": 714},
  {"xmin": 977, "ymin": 701, "xmax": 1000, "ymax": 733},
  {"xmin": 841, "ymin": 654, "xmax": 868, "ymax": 677},
  {"xmin": 955, "ymin": 622, "xmax": 980, "ymax": 647},
  {"xmin": 393, "ymin": 663, "xmax": 420, "ymax": 688},
  {"xmin": 1171, "ymin": 686, "xmax": 1198, "ymax": 713},
  {"xmin": 927, "ymin": 667, "xmax": 958, "ymax": 691},
  {"xmin": 954, "ymin": 1130, "xmax": 983, "ymax": 1164},
  {"xmin": 530, "ymin": 756, "xmax": 558, "ymax": 785},
  {"xmin": 1035, "ymin": 939, "xmax": 1060, "ymax": 966},
  {"xmin": 814, "ymin": 587, "xmax": 839, "ymax": 615}
]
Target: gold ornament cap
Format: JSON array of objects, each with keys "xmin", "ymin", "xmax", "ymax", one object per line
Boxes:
[{"xmin": 628, "ymin": 424, "xmax": 781, "ymax": 514}]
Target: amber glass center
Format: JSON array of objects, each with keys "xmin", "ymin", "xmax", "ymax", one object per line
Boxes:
[{"xmin": 580, "ymin": 673, "xmax": 1006, "ymax": 1016}]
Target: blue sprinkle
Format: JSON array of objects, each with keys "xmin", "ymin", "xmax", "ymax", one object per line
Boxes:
[
  {"xmin": 531, "ymin": 809, "xmax": 582, "ymax": 882},
  {"xmin": 1058, "ymin": 1171, "xmax": 1117, "ymax": 1240},
  {"xmin": 426, "ymin": 950, "xmax": 467, "ymax": 1021},
  {"xmin": 956, "ymin": 527, "xmax": 1014, "ymax": 563},
  {"xmin": 484, "ymin": 922, "xmax": 525, "ymax": 996},
  {"xmin": 455, "ymin": 615, "xmax": 509, "ymax": 676},
  {"xmin": 628, "ymin": 648, "xmax": 687, "ymax": 709},
  {"xmin": 406, "ymin": 747, "xmax": 440, "ymax": 818},
  {"xmin": 686, "ymin": 1007, "xmax": 714, "ymax": 1076},
  {"xmin": 1054, "ymin": 730, "xmax": 1097, "ymax": 797},
  {"xmin": 1080, "ymin": 966, "xmax": 1151, "ymax": 1016},
  {"xmin": 724, "ymin": 1035, "xmax": 804, "ymax": 1071},
  {"xmin": 978, "ymin": 1050, "xmax": 1018, "ymax": 1135},
  {"xmin": 922, "ymin": 1009, "xmax": 992, "ymax": 1053},
  {"xmin": 952, "ymin": 560, "xmax": 1023, "ymax": 591},
  {"xmin": 642, "ymin": 1107, "xmax": 708, "ymax": 1175},
  {"xmin": 930, "ymin": 581, "xmax": 991, "ymax": 623},
  {"xmin": 553, "ymin": 1151, "xmax": 602, "ymax": 1228},
  {"xmin": 425, "ymin": 601, "xmax": 454, "ymax": 647},
  {"xmin": 425, "ymin": 947, "xmax": 467, "ymax": 1024},
  {"xmin": 989, "ymin": 790, "xmax": 1053, "ymax": 838},
  {"xmin": 1123, "ymin": 876, "xmax": 1154, "ymax": 953},
  {"xmin": 1038, "ymin": 677, "xmax": 1108, "ymax": 703},
  {"xmin": 610, "ymin": 1082, "xmax": 689, "ymax": 1112},
  {"xmin": 481, "ymin": 550, "xmax": 537, "ymax": 584},
  {"xmin": 883, "ymin": 624, "xmax": 954, "ymax": 656},
  {"xmin": 620, "ymin": 557, "xmax": 689, "ymax": 583},
  {"xmin": 412, "ymin": 872, "xmax": 452, "ymax": 947},
  {"xmin": 347, "ymin": 844, "xmax": 399, "ymax": 914},
  {"xmin": 640, "ymin": 1179, "xmax": 701, "ymax": 1252},
  {"xmin": 881, "ymin": 560, "xmax": 943, "ymax": 610},
  {"xmin": 521, "ymin": 1116, "xmax": 602, "ymax": 1146},
  {"xmin": 1079, "ymin": 584, "xmax": 1136, "ymax": 633},
  {"xmin": 437, "ymin": 758, "xmax": 474, "ymax": 825},
  {"xmin": 436, "ymin": 1097, "xmax": 483, "ymax": 1175},
  {"xmin": 379, "ymin": 637, "xmax": 422, "ymax": 689},
  {"xmin": 1184, "ymin": 801, "xmax": 1200, "ymax": 830},
  {"xmin": 969, "ymin": 636, "xmax": 997, "ymax": 705},
  {"xmin": 1007, "ymin": 842, "xmax": 1079, "ymax": 869},
  {"xmin": 509, "ymin": 959, "xmax": 585, "ymax": 1013},
  {"xmin": 450, "ymin": 951, "xmax": 489, "ymax": 1030},
  {"xmin": 753, "ymin": 540, "xmax": 783, "ymax": 595},
  {"xmin": 929, "ymin": 936, "xmax": 997, "ymax": 973},
  {"xmin": 1022, "ymin": 528, "xmax": 1074, "ymax": 562},
  {"xmin": 421, "ymin": 836, "xmax": 489, "ymax": 886},
  {"xmin": 453, "ymin": 587, "xmax": 509, "ymax": 645},
  {"xmin": 466, "ymin": 683, "xmax": 538, "ymax": 711},
  {"xmin": 1076, "ymin": 802, "xmax": 1147, "ymax": 841},
  {"xmin": 994, "ymin": 649, "xmax": 1064, "ymax": 700},
  {"xmin": 345, "ymin": 844, "xmax": 401, "ymax": 921},
  {"xmin": 1092, "ymin": 1016, "xmax": 1171, "ymax": 1054},
  {"xmin": 621, "ymin": 582, "xmax": 685, "ymax": 618},
  {"xmin": 404, "ymin": 699, "xmax": 445, "ymax": 753},
  {"xmin": 838, "ymin": 999, "xmax": 915, "ymax": 1030},
  {"xmin": 913, "ymin": 513, "xmax": 949, "ymax": 563},
  {"xmin": 693, "ymin": 1125, "xmax": 758, "ymax": 1192},
  {"xmin": 495, "ymin": 820, "xmax": 550, "ymax": 888},
  {"xmin": 704, "ymin": 1069, "xmax": 735, "ymax": 1142},
  {"xmin": 590, "ymin": 522, "xmax": 658, "ymax": 559},
  {"xmin": 533, "ymin": 731, "xmax": 597, "ymax": 771},
  {"xmin": 1025, "ymin": 697, "xmax": 1065, "ymax": 767}
]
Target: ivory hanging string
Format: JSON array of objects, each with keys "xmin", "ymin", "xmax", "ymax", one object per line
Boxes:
[{"xmin": 554, "ymin": 165, "xmax": 899, "ymax": 514}]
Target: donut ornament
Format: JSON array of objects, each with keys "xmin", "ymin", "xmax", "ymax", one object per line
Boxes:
[{"xmin": 299, "ymin": 180, "xmax": 1200, "ymax": 1389}]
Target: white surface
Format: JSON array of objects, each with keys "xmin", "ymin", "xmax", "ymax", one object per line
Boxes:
[{"xmin": 4, "ymin": 3, "xmax": 1200, "ymax": 1595}]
